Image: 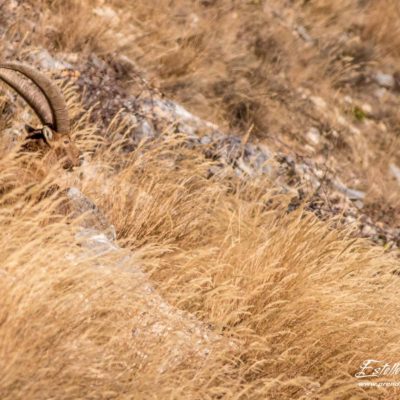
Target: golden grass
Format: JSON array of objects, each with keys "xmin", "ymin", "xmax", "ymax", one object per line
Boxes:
[
  {"xmin": 100, "ymin": 0, "xmax": 400, "ymax": 216},
  {"xmin": 4, "ymin": 0, "xmax": 399, "ymax": 217},
  {"xmin": 14, "ymin": 0, "xmax": 115, "ymax": 55},
  {"xmin": 362, "ymin": 0, "xmax": 400, "ymax": 58},
  {"xmin": 1, "ymin": 116, "xmax": 400, "ymax": 398},
  {"xmin": 1, "ymin": 2, "xmax": 400, "ymax": 398}
]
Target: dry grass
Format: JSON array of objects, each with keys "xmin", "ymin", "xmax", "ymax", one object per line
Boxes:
[
  {"xmin": 1, "ymin": 1, "xmax": 400, "ymax": 399},
  {"xmin": 6, "ymin": 1, "xmax": 400, "ymax": 195},
  {"xmin": 362, "ymin": 0, "xmax": 400, "ymax": 58},
  {"xmin": 8, "ymin": 0, "xmax": 115, "ymax": 56},
  {"xmin": 99, "ymin": 0, "xmax": 400, "ymax": 220},
  {"xmin": 1, "ymin": 101, "xmax": 400, "ymax": 397}
]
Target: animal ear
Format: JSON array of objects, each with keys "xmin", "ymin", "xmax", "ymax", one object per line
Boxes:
[
  {"xmin": 42, "ymin": 126, "xmax": 54, "ymax": 142},
  {"xmin": 24, "ymin": 124, "xmax": 37, "ymax": 134}
]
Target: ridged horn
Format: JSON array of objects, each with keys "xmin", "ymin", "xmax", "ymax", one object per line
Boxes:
[{"xmin": 0, "ymin": 63, "xmax": 70, "ymax": 134}]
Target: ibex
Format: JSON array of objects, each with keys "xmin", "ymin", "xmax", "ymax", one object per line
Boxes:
[{"xmin": 0, "ymin": 62, "xmax": 80, "ymax": 170}]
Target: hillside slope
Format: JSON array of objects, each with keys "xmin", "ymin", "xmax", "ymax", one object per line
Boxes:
[{"xmin": 0, "ymin": 1, "xmax": 400, "ymax": 399}]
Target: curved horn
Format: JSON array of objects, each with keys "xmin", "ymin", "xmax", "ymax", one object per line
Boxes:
[
  {"xmin": 0, "ymin": 63, "xmax": 70, "ymax": 134},
  {"xmin": 0, "ymin": 68, "xmax": 53, "ymax": 127}
]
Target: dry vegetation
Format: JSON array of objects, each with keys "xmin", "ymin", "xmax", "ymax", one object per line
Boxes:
[
  {"xmin": 1, "ymin": 0, "xmax": 400, "ymax": 399},
  {"xmin": 16, "ymin": 0, "xmax": 398, "ymax": 226},
  {"xmin": 108, "ymin": 0, "xmax": 400, "ymax": 223},
  {"xmin": 2, "ymin": 110, "xmax": 400, "ymax": 399}
]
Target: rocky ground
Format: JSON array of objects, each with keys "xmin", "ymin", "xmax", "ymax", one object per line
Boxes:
[
  {"xmin": 2, "ymin": 1, "xmax": 399, "ymax": 253},
  {"xmin": 1, "ymin": 43, "xmax": 399, "ymax": 252},
  {"xmin": 1, "ymin": 1, "xmax": 399, "ymax": 255},
  {"xmin": 2, "ymin": 2, "xmax": 400, "ymax": 399},
  {"xmin": 36, "ymin": 51, "xmax": 400, "ymax": 252}
]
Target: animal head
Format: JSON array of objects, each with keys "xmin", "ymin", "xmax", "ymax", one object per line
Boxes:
[{"xmin": 0, "ymin": 62, "xmax": 81, "ymax": 170}]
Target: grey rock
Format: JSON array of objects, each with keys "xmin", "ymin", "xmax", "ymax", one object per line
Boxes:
[
  {"xmin": 249, "ymin": 151, "xmax": 269, "ymax": 171},
  {"xmin": 200, "ymin": 135, "xmax": 212, "ymax": 145},
  {"xmin": 333, "ymin": 181, "xmax": 365, "ymax": 201},
  {"xmin": 34, "ymin": 49, "xmax": 73, "ymax": 70},
  {"xmin": 375, "ymin": 71, "xmax": 395, "ymax": 88},
  {"xmin": 218, "ymin": 136, "xmax": 242, "ymax": 163},
  {"xmin": 67, "ymin": 187, "xmax": 116, "ymax": 242},
  {"xmin": 237, "ymin": 158, "xmax": 254, "ymax": 177},
  {"xmin": 91, "ymin": 54, "xmax": 108, "ymax": 70},
  {"xmin": 75, "ymin": 228, "xmax": 118, "ymax": 255},
  {"xmin": 362, "ymin": 224, "xmax": 377, "ymax": 237},
  {"xmin": 134, "ymin": 119, "xmax": 156, "ymax": 141},
  {"xmin": 306, "ymin": 127, "xmax": 321, "ymax": 146},
  {"xmin": 65, "ymin": 188, "xmax": 231, "ymax": 374},
  {"xmin": 354, "ymin": 200, "xmax": 364, "ymax": 209}
]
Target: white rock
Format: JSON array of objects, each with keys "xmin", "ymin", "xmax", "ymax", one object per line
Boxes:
[
  {"xmin": 258, "ymin": 143, "xmax": 272, "ymax": 158},
  {"xmin": 354, "ymin": 200, "xmax": 364, "ymax": 209},
  {"xmin": 62, "ymin": 53, "xmax": 79, "ymax": 64},
  {"xmin": 135, "ymin": 119, "xmax": 155, "ymax": 140},
  {"xmin": 345, "ymin": 215, "xmax": 356, "ymax": 224},
  {"xmin": 34, "ymin": 49, "xmax": 72, "ymax": 70},
  {"xmin": 361, "ymin": 103, "xmax": 373, "ymax": 115},
  {"xmin": 362, "ymin": 224, "xmax": 376, "ymax": 236},
  {"xmin": 306, "ymin": 127, "xmax": 321, "ymax": 145},
  {"xmin": 75, "ymin": 229, "xmax": 118, "ymax": 254},
  {"xmin": 237, "ymin": 158, "xmax": 254, "ymax": 177},
  {"xmin": 334, "ymin": 181, "xmax": 365, "ymax": 200},
  {"xmin": 375, "ymin": 71, "xmax": 395, "ymax": 88},
  {"xmin": 200, "ymin": 135, "xmax": 211, "ymax": 145}
]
